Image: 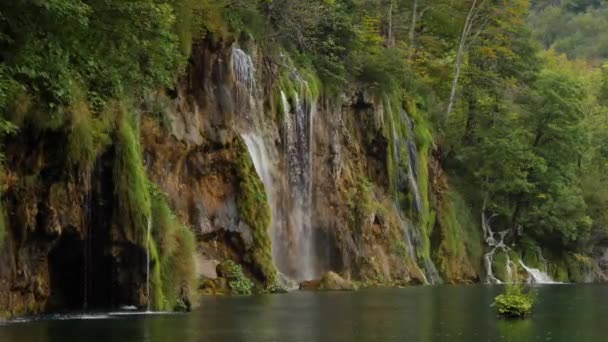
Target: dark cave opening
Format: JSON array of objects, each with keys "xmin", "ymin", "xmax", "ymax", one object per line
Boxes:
[
  {"xmin": 48, "ymin": 225, "xmax": 114, "ymax": 311},
  {"xmin": 48, "ymin": 231, "xmax": 85, "ymax": 310},
  {"xmin": 85, "ymin": 151, "xmax": 115, "ymax": 309},
  {"xmin": 48, "ymin": 152, "xmax": 116, "ymax": 311}
]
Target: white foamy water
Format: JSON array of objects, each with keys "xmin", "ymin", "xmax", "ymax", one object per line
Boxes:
[
  {"xmin": 519, "ymin": 260, "xmax": 560, "ymax": 284},
  {"xmin": 232, "ymin": 46, "xmax": 319, "ymax": 282}
]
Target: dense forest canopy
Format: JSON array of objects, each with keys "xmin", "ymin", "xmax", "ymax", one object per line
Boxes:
[{"xmin": 1, "ymin": 0, "xmax": 607, "ymax": 278}]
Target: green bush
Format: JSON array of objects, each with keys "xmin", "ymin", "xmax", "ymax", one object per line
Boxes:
[
  {"xmin": 493, "ymin": 285, "xmax": 536, "ymax": 318},
  {"xmin": 218, "ymin": 260, "xmax": 255, "ymax": 295}
]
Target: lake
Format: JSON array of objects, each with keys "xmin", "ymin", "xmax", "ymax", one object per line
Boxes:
[{"xmin": 1, "ymin": 285, "xmax": 606, "ymax": 341}]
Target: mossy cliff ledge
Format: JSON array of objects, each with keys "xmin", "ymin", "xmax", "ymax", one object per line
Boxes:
[
  {"xmin": 10, "ymin": 31, "xmax": 604, "ymax": 317},
  {"xmin": 0, "ymin": 36, "xmax": 485, "ymax": 317}
]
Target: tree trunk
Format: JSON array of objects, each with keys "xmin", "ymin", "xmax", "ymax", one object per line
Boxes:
[
  {"xmin": 408, "ymin": 0, "xmax": 418, "ymax": 59},
  {"xmin": 388, "ymin": 1, "xmax": 394, "ymax": 47},
  {"xmin": 445, "ymin": 0, "xmax": 479, "ymax": 119}
]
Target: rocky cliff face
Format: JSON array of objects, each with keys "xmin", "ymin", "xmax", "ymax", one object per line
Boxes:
[{"xmin": 0, "ymin": 38, "xmax": 483, "ymax": 317}]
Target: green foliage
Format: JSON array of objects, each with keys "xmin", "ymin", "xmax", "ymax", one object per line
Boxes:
[
  {"xmin": 0, "ymin": 0, "xmax": 185, "ymax": 119},
  {"xmin": 218, "ymin": 260, "xmax": 255, "ymax": 295},
  {"xmin": 493, "ymin": 285, "xmax": 536, "ymax": 318},
  {"xmin": 65, "ymin": 94, "xmax": 113, "ymax": 167},
  {"xmin": 455, "ymin": 66, "xmax": 592, "ymax": 253},
  {"xmin": 530, "ymin": 1, "xmax": 608, "ymax": 63}
]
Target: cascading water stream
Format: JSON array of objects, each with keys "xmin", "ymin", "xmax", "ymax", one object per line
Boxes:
[
  {"xmin": 482, "ymin": 211, "xmax": 510, "ymax": 284},
  {"xmin": 386, "ymin": 103, "xmax": 428, "ymax": 284},
  {"xmin": 231, "ymin": 46, "xmax": 318, "ymax": 282},
  {"xmin": 519, "ymin": 260, "xmax": 558, "ymax": 284},
  {"xmin": 401, "ymin": 109, "xmax": 424, "ymax": 214},
  {"xmin": 481, "ymin": 210, "xmax": 521, "ymax": 283},
  {"xmin": 399, "ymin": 108, "xmax": 442, "ymax": 284},
  {"xmin": 83, "ymin": 169, "xmax": 93, "ymax": 310},
  {"xmin": 280, "ymin": 82, "xmax": 317, "ymax": 281},
  {"xmin": 145, "ymin": 217, "xmax": 152, "ymax": 312}
]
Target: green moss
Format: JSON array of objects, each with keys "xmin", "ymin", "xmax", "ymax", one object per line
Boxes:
[
  {"xmin": 433, "ymin": 190, "xmax": 483, "ymax": 281},
  {"xmin": 383, "ymin": 93, "xmax": 407, "ymax": 200},
  {"xmin": 407, "ymin": 104, "xmax": 435, "ymax": 270},
  {"xmin": 275, "ymin": 55, "xmax": 321, "ymax": 110},
  {"xmin": 113, "ymin": 106, "xmax": 151, "ymax": 244},
  {"xmin": 347, "ymin": 177, "xmax": 387, "ymax": 230},
  {"xmin": 112, "ymin": 105, "xmax": 195, "ymax": 310},
  {"xmin": 390, "ymin": 240, "xmax": 410, "ymax": 258},
  {"xmin": 149, "ymin": 238, "xmax": 165, "ymax": 310},
  {"xmin": 234, "ymin": 137, "xmax": 277, "ymax": 285},
  {"xmin": 565, "ymin": 253, "xmax": 594, "ymax": 283},
  {"xmin": 150, "ymin": 186, "xmax": 197, "ymax": 311}
]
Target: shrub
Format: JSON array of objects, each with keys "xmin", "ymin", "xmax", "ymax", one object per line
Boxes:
[
  {"xmin": 493, "ymin": 285, "xmax": 536, "ymax": 318},
  {"xmin": 218, "ymin": 260, "xmax": 255, "ymax": 295}
]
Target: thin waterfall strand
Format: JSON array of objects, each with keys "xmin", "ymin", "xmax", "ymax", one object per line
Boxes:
[
  {"xmin": 146, "ymin": 217, "xmax": 151, "ymax": 312},
  {"xmin": 519, "ymin": 260, "xmax": 559, "ymax": 284}
]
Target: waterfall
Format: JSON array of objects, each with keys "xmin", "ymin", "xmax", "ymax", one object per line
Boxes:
[
  {"xmin": 519, "ymin": 260, "xmax": 558, "ymax": 284},
  {"xmin": 401, "ymin": 108, "xmax": 442, "ymax": 284},
  {"xmin": 482, "ymin": 210, "xmax": 558, "ymax": 284},
  {"xmin": 401, "ymin": 109, "xmax": 424, "ymax": 214},
  {"xmin": 481, "ymin": 210, "xmax": 520, "ymax": 284},
  {"xmin": 384, "ymin": 101, "xmax": 442, "ymax": 284},
  {"xmin": 231, "ymin": 48, "xmax": 256, "ymax": 96},
  {"xmin": 242, "ymin": 134, "xmax": 274, "ymax": 197},
  {"xmin": 281, "ymin": 80, "xmax": 317, "ymax": 281},
  {"xmin": 231, "ymin": 47, "xmax": 318, "ymax": 282},
  {"xmin": 482, "ymin": 212, "xmax": 508, "ymax": 284},
  {"xmin": 145, "ymin": 217, "xmax": 152, "ymax": 312},
  {"xmin": 83, "ymin": 168, "xmax": 93, "ymax": 310}
]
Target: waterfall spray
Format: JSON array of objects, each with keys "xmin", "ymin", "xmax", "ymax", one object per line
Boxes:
[
  {"xmin": 232, "ymin": 46, "xmax": 319, "ymax": 282},
  {"xmin": 519, "ymin": 260, "xmax": 558, "ymax": 284}
]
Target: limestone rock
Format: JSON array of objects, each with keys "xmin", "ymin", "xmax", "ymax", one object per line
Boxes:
[
  {"xmin": 300, "ymin": 272, "xmax": 357, "ymax": 291},
  {"xmin": 319, "ymin": 272, "xmax": 357, "ymax": 291},
  {"xmin": 196, "ymin": 257, "xmax": 220, "ymax": 280}
]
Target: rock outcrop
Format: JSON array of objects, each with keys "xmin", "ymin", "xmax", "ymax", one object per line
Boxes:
[{"xmin": 0, "ymin": 38, "xmax": 481, "ymax": 317}]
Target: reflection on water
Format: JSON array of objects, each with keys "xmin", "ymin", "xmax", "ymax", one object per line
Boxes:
[{"xmin": 1, "ymin": 285, "xmax": 607, "ymax": 341}]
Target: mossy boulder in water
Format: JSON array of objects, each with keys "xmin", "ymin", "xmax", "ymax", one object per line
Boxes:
[
  {"xmin": 493, "ymin": 285, "xmax": 536, "ymax": 318},
  {"xmin": 308, "ymin": 272, "xmax": 357, "ymax": 291}
]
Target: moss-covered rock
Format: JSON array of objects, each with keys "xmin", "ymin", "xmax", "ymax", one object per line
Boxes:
[
  {"xmin": 150, "ymin": 186, "xmax": 197, "ymax": 311},
  {"xmin": 493, "ymin": 285, "xmax": 536, "ymax": 319},
  {"xmin": 319, "ymin": 271, "xmax": 358, "ymax": 291},
  {"xmin": 234, "ymin": 137, "xmax": 277, "ymax": 286},
  {"xmin": 217, "ymin": 260, "xmax": 255, "ymax": 295},
  {"xmin": 113, "ymin": 107, "xmax": 151, "ymax": 244}
]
